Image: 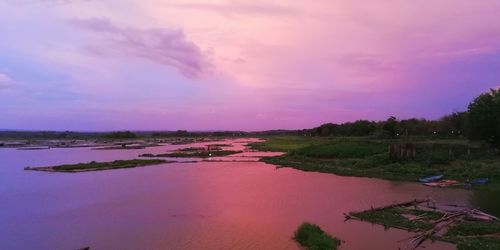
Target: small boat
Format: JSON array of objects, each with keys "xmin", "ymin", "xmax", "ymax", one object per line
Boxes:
[
  {"xmin": 423, "ymin": 179, "xmax": 458, "ymax": 188},
  {"xmin": 471, "ymin": 178, "xmax": 489, "ymax": 185},
  {"xmin": 419, "ymin": 174, "xmax": 443, "ymax": 183}
]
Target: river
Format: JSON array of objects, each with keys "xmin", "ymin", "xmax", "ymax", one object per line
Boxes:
[{"xmin": 1, "ymin": 138, "xmax": 495, "ymax": 249}]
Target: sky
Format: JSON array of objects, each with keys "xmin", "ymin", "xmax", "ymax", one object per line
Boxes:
[{"xmin": 1, "ymin": 0, "xmax": 500, "ymax": 131}]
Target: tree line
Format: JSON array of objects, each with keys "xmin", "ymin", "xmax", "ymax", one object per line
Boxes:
[
  {"xmin": 1, "ymin": 88, "xmax": 498, "ymax": 148},
  {"xmin": 309, "ymin": 88, "xmax": 500, "ymax": 148}
]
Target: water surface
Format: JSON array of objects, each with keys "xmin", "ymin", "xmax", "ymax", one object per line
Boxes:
[{"xmin": 0, "ymin": 138, "xmax": 489, "ymax": 249}]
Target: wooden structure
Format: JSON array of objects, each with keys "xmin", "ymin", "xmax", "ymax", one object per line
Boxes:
[{"xmin": 389, "ymin": 143, "xmax": 416, "ymax": 159}]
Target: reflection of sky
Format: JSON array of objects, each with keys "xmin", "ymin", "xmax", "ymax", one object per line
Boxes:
[
  {"xmin": 1, "ymin": 1, "xmax": 500, "ymax": 130},
  {"xmin": 0, "ymin": 138, "xmax": 470, "ymax": 249}
]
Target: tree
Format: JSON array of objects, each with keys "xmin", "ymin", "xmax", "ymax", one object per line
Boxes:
[
  {"xmin": 382, "ymin": 116, "xmax": 398, "ymax": 137},
  {"xmin": 438, "ymin": 112, "xmax": 468, "ymax": 137},
  {"xmin": 467, "ymin": 88, "xmax": 500, "ymax": 148}
]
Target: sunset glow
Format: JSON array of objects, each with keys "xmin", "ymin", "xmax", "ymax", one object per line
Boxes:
[{"xmin": 1, "ymin": 0, "xmax": 500, "ymax": 130}]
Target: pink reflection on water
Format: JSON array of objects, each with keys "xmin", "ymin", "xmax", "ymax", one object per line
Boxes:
[{"xmin": 0, "ymin": 138, "xmax": 467, "ymax": 250}]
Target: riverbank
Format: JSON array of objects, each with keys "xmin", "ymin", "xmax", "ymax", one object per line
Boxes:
[
  {"xmin": 250, "ymin": 136, "xmax": 500, "ymax": 191},
  {"xmin": 24, "ymin": 159, "xmax": 169, "ymax": 172}
]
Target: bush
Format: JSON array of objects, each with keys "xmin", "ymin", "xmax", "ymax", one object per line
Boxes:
[{"xmin": 294, "ymin": 222, "xmax": 341, "ymax": 250}]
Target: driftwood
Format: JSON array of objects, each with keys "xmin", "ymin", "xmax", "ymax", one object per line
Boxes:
[
  {"xmin": 469, "ymin": 209, "xmax": 499, "ymax": 221},
  {"xmin": 345, "ymin": 199, "xmax": 430, "ymax": 221},
  {"xmin": 411, "ymin": 219, "xmax": 458, "ymax": 249},
  {"xmin": 409, "ymin": 209, "xmax": 499, "ymax": 249},
  {"xmin": 370, "ymin": 199, "xmax": 429, "ymax": 212},
  {"xmin": 345, "ymin": 197, "xmax": 499, "ymax": 249}
]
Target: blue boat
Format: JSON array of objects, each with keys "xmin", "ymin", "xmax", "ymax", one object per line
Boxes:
[
  {"xmin": 419, "ymin": 174, "xmax": 443, "ymax": 183},
  {"xmin": 471, "ymin": 178, "xmax": 489, "ymax": 185}
]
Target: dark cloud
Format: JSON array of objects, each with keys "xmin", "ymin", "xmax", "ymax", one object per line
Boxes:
[{"xmin": 70, "ymin": 18, "xmax": 212, "ymax": 79}]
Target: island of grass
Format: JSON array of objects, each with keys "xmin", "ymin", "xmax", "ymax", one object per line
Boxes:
[
  {"xmin": 140, "ymin": 149, "xmax": 243, "ymax": 158},
  {"xmin": 24, "ymin": 159, "xmax": 170, "ymax": 172},
  {"xmin": 250, "ymin": 136, "xmax": 500, "ymax": 191},
  {"xmin": 346, "ymin": 199, "xmax": 500, "ymax": 250},
  {"xmin": 294, "ymin": 222, "xmax": 341, "ymax": 250}
]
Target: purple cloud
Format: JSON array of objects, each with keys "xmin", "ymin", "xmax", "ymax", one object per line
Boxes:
[{"xmin": 70, "ymin": 18, "xmax": 212, "ymax": 79}]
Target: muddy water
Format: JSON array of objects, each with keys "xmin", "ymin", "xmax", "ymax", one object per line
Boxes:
[{"xmin": 0, "ymin": 138, "xmax": 486, "ymax": 250}]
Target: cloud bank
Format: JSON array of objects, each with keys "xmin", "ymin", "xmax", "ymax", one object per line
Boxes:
[{"xmin": 71, "ymin": 18, "xmax": 212, "ymax": 79}]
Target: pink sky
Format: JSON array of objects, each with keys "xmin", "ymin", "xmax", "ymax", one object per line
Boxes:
[{"xmin": 1, "ymin": 0, "xmax": 500, "ymax": 131}]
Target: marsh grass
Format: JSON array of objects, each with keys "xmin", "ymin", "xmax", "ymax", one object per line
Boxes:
[
  {"xmin": 255, "ymin": 136, "xmax": 500, "ymax": 190},
  {"xmin": 349, "ymin": 208, "xmax": 443, "ymax": 231}
]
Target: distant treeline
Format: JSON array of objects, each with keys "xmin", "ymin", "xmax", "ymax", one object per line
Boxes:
[
  {"xmin": 0, "ymin": 130, "xmax": 249, "ymax": 140},
  {"xmin": 309, "ymin": 88, "xmax": 500, "ymax": 148},
  {"xmin": 309, "ymin": 114, "xmax": 467, "ymax": 138},
  {"xmin": 1, "ymin": 89, "xmax": 498, "ymax": 147}
]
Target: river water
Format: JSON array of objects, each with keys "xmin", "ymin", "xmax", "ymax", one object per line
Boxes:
[{"xmin": 0, "ymin": 138, "xmax": 496, "ymax": 249}]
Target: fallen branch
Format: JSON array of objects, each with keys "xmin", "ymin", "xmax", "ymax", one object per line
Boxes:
[{"xmin": 369, "ymin": 199, "xmax": 429, "ymax": 212}]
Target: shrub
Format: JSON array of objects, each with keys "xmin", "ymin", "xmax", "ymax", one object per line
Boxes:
[{"xmin": 294, "ymin": 222, "xmax": 341, "ymax": 250}]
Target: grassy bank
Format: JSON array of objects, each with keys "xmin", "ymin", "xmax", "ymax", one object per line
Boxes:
[
  {"xmin": 250, "ymin": 136, "xmax": 500, "ymax": 191},
  {"xmin": 24, "ymin": 159, "xmax": 169, "ymax": 172},
  {"xmin": 294, "ymin": 222, "xmax": 341, "ymax": 250}
]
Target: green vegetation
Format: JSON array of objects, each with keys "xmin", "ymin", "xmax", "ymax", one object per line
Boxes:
[
  {"xmin": 453, "ymin": 237, "xmax": 500, "ymax": 250},
  {"xmin": 468, "ymin": 88, "xmax": 500, "ymax": 148},
  {"xmin": 350, "ymin": 208, "xmax": 443, "ymax": 231},
  {"xmin": 294, "ymin": 140, "xmax": 388, "ymax": 158},
  {"xmin": 304, "ymin": 89, "xmax": 500, "ymax": 150},
  {"xmin": 254, "ymin": 136, "xmax": 500, "ymax": 191},
  {"xmin": 444, "ymin": 220, "xmax": 500, "ymax": 250},
  {"xmin": 25, "ymin": 159, "xmax": 169, "ymax": 172},
  {"xmin": 141, "ymin": 150, "xmax": 242, "ymax": 158},
  {"xmin": 249, "ymin": 136, "xmax": 329, "ymax": 152},
  {"xmin": 348, "ymin": 204, "xmax": 500, "ymax": 250},
  {"xmin": 293, "ymin": 222, "xmax": 341, "ymax": 250},
  {"xmin": 446, "ymin": 221, "xmax": 500, "ymax": 237}
]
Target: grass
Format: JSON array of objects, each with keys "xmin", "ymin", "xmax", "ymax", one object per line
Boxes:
[
  {"xmin": 25, "ymin": 159, "xmax": 168, "ymax": 172},
  {"xmin": 443, "ymin": 221, "xmax": 500, "ymax": 250},
  {"xmin": 293, "ymin": 222, "xmax": 341, "ymax": 250},
  {"xmin": 350, "ymin": 208, "xmax": 443, "ymax": 231},
  {"xmin": 293, "ymin": 141, "xmax": 388, "ymax": 158},
  {"xmin": 254, "ymin": 136, "xmax": 500, "ymax": 191},
  {"xmin": 446, "ymin": 221, "xmax": 500, "ymax": 237},
  {"xmin": 454, "ymin": 237, "xmax": 500, "ymax": 250},
  {"xmin": 249, "ymin": 136, "xmax": 330, "ymax": 152}
]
